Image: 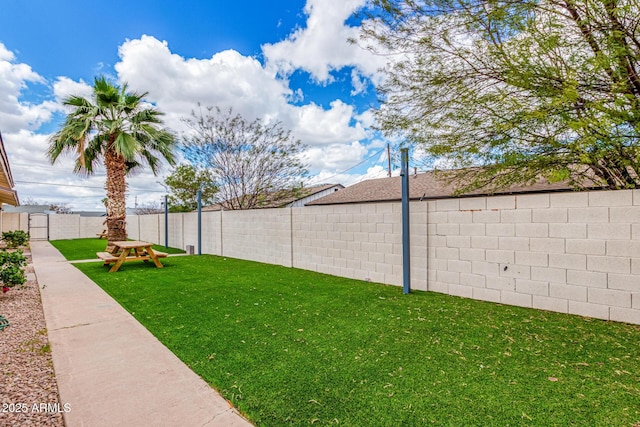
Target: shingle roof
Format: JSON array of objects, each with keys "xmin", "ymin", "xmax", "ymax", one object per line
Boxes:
[
  {"xmin": 307, "ymin": 169, "xmax": 602, "ymax": 206},
  {"xmin": 203, "ymin": 184, "xmax": 343, "ymax": 211}
]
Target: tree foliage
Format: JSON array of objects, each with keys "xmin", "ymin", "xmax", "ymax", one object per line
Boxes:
[
  {"xmin": 163, "ymin": 164, "xmax": 218, "ymax": 212},
  {"xmin": 360, "ymin": 0, "xmax": 640, "ymax": 192},
  {"xmin": 181, "ymin": 106, "xmax": 308, "ymax": 210},
  {"xmin": 48, "ymin": 76, "xmax": 176, "ymax": 242}
]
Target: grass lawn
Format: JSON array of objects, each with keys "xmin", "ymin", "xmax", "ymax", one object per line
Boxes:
[
  {"xmin": 74, "ymin": 255, "xmax": 640, "ymax": 426},
  {"xmin": 50, "ymin": 238, "xmax": 185, "ymax": 261}
]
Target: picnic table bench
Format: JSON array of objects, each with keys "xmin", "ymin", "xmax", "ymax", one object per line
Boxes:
[
  {"xmin": 97, "ymin": 230, "xmax": 108, "ymax": 239},
  {"xmin": 97, "ymin": 240, "xmax": 168, "ymax": 272}
]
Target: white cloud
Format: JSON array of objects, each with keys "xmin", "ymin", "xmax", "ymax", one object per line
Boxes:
[
  {"xmin": 350, "ymin": 69, "xmax": 367, "ymax": 95},
  {"xmin": 52, "ymin": 77, "xmax": 92, "ymax": 103},
  {"xmin": 113, "ymin": 34, "xmax": 373, "ymax": 148},
  {"xmin": 0, "ymin": 42, "xmax": 55, "ymax": 133},
  {"xmin": 0, "ymin": 0, "xmax": 397, "ymax": 210},
  {"xmin": 262, "ymin": 0, "xmax": 385, "ymax": 85},
  {"xmin": 1, "ymin": 130, "xmax": 99, "ymax": 210},
  {"xmin": 286, "ymin": 100, "xmax": 367, "ymax": 146},
  {"xmin": 302, "ymin": 140, "xmax": 368, "ymax": 171},
  {"xmin": 0, "ymin": 44, "xmax": 16, "ymax": 62},
  {"xmin": 307, "ymin": 164, "xmax": 390, "ymax": 187},
  {"xmin": 114, "ymin": 36, "xmax": 293, "ymax": 131}
]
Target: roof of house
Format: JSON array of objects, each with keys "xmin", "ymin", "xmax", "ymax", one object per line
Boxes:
[
  {"xmin": 203, "ymin": 183, "xmax": 343, "ymax": 211},
  {"xmin": 307, "ymin": 169, "xmax": 602, "ymax": 206},
  {"xmin": 0, "ymin": 133, "xmax": 19, "ymax": 206}
]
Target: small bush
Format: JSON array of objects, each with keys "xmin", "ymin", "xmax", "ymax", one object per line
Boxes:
[
  {"xmin": 0, "ymin": 250, "xmax": 27, "ymax": 293},
  {"xmin": 2, "ymin": 230, "xmax": 30, "ymax": 249}
]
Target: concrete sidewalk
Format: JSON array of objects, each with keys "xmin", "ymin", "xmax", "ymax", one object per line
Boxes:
[{"xmin": 32, "ymin": 241, "xmax": 253, "ymax": 427}]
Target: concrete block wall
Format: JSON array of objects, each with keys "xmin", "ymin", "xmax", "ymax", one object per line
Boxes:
[
  {"xmin": 292, "ymin": 203, "xmax": 428, "ymax": 289},
  {"xmin": 79, "ymin": 217, "xmax": 104, "ymax": 238},
  {"xmin": 129, "ymin": 211, "xmax": 222, "ymax": 254},
  {"xmin": 126, "ymin": 215, "xmax": 141, "ymax": 240},
  {"xmin": 49, "ymin": 215, "xmax": 81, "ymax": 240},
  {"xmin": 427, "ymin": 189, "xmax": 640, "ymax": 324},
  {"xmin": 2, "ymin": 213, "xmax": 28, "ymax": 233},
  {"xmin": 138, "ymin": 214, "xmax": 160, "ymax": 243},
  {"xmin": 221, "ymin": 208, "xmax": 293, "ymax": 266},
  {"xmin": 201, "ymin": 211, "xmax": 222, "ymax": 255},
  {"xmin": 166, "ymin": 214, "xmax": 185, "ymax": 249},
  {"xmin": 31, "ymin": 188, "xmax": 640, "ymax": 325},
  {"xmin": 182, "ymin": 212, "xmax": 199, "ymax": 251}
]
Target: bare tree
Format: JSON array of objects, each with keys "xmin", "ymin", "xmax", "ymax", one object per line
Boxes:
[
  {"xmin": 134, "ymin": 201, "xmax": 164, "ymax": 215},
  {"xmin": 181, "ymin": 106, "xmax": 308, "ymax": 210},
  {"xmin": 20, "ymin": 198, "xmax": 72, "ymax": 214}
]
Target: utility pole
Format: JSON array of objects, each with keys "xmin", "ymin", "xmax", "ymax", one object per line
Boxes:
[{"xmin": 387, "ymin": 143, "xmax": 392, "ymax": 177}]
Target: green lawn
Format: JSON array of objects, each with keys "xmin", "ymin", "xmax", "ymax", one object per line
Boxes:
[
  {"xmin": 50, "ymin": 238, "xmax": 184, "ymax": 261},
  {"xmin": 73, "ymin": 255, "xmax": 640, "ymax": 427}
]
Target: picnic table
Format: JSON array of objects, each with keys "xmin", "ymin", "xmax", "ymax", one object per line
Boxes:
[{"xmin": 96, "ymin": 241, "xmax": 168, "ymax": 273}]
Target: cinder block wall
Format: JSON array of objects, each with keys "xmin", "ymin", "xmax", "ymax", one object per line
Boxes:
[
  {"xmin": 33, "ymin": 188, "xmax": 640, "ymax": 325},
  {"xmin": 139, "ymin": 214, "xmax": 161, "ymax": 243},
  {"xmin": 49, "ymin": 215, "xmax": 81, "ymax": 240},
  {"xmin": 2, "ymin": 213, "xmax": 28, "ymax": 232},
  {"xmin": 79, "ymin": 217, "xmax": 104, "ymax": 238},
  {"xmin": 201, "ymin": 211, "xmax": 222, "ymax": 255},
  {"xmin": 182, "ymin": 212, "xmax": 198, "ymax": 251},
  {"xmin": 426, "ymin": 190, "xmax": 640, "ymax": 324},
  {"xmin": 292, "ymin": 203, "xmax": 428, "ymax": 290},
  {"xmin": 126, "ymin": 215, "xmax": 141, "ymax": 240},
  {"xmin": 221, "ymin": 208, "xmax": 293, "ymax": 266},
  {"xmin": 167, "ymin": 213, "xmax": 185, "ymax": 249}
]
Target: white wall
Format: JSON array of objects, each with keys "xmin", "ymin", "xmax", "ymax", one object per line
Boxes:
[
  {"xmin": 32, "ymin": 189, "xmax": 640, "ymax": 325},
  {"xmin": 426, "ymin": 190, "xmax": 640, "ymax": 324}
]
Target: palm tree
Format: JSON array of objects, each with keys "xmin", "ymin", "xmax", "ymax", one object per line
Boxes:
[{"xmin": 48, "ymin": 76, "xmax": 176, "ymax": 245}]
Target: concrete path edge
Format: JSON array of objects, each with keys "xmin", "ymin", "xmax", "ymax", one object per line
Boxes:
[{"xmin": 31, "ymin": 241, "xmax": 253, "ymax": 427}]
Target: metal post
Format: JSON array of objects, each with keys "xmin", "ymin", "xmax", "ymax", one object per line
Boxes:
[
  {"xmin": 400, "ymin": 148, "xmax": 411, "ymax": 294},
  {"xmin": 164, "ymin": 194, "xmax": 169, "ymax": 249},
  {"xmin": 197, "ymin": 189, "xmax": 202, "ymax": 255}
]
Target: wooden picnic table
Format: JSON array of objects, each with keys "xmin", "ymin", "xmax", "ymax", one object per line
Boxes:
[{"xmin": 96, "ymin": 240, "xmax": 168, "ymax": 273}]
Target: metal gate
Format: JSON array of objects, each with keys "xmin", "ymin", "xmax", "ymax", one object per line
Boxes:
[{"xmin": 28, "ymin": 213, "xmax": 49, "ymax": 241}]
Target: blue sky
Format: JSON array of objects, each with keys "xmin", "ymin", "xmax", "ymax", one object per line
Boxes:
[
  {"xmin": 0, "ymin": 0, "xmax": 395, "ymax": 210},
  {"xmin": 3, "ymin": 0, "xmax": 306, "ymax": 80}
]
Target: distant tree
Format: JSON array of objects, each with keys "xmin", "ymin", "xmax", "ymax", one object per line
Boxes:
[
  {"xmin": 48, "ymin": 203, "xmax": 72, "ymax": 214},
  {"xmin": 133, "ymin": 201, "xmax": 163, "ymax": 215},
  {"xmin": 19, "ymin": 197, "xmax": 41, "ymax": 206},
  {"xmin": 20, "ymin": 198, "xmax": 72, "ymax": 213},
  {"xmin": 181, "ymin": 106, "xmax": 307, "ymax": 210},
  {"xmin": 48, "ymin": 76, "xmax": 176, "ymax": 244},
  {"xmin": 359, "ymin": 0, "xmax": 640, "ymax": 193},
  {"xmin": 163, "ymin": 164, "xmax": 218, "ymax": 212}
]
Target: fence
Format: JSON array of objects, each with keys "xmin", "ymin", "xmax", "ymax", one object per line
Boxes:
[{"xmin": 6, "ymin": 188, "xmax": 639, "ymax": 325}]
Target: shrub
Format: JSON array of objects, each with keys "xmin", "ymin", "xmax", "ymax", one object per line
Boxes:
[
  {"xmin": 0, "ymin": 250, "xmax": 27, "ymax": 293},
  {"xmin": 1, "ymin": 230, "xmax": 30, "ymax": 249}
]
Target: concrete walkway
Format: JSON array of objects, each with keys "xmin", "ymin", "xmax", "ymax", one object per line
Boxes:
[{"xmin": 31, "ymin": 241, "xmax": 253, "ymax": 427}]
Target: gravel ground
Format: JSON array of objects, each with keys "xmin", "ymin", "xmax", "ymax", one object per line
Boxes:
[{"xmin": 0, "ymin": 249, "xmax": 65, "ymax": 426}]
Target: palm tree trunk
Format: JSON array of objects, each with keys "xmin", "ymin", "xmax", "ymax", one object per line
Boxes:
[{"xmin": 104, "ymin": 148, "xmax": 128, "ymax": 249}]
